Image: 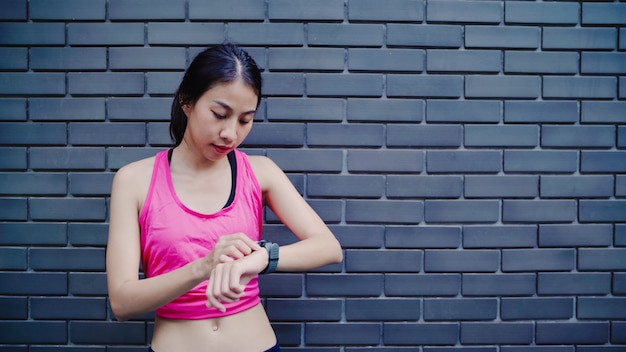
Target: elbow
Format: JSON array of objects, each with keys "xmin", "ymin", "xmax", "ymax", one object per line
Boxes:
[
  {"xmin": 330, "ymin": 240, "xmax": 344, "ymax": 264},
  {"xmin": 109, "ymin": 297, "xmax": 135, "ymax": 322}
]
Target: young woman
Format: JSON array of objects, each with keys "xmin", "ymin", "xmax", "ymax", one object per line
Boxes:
[{"xmin": 106, "ymin": 43, "xmax": 343, "ymax": 352}]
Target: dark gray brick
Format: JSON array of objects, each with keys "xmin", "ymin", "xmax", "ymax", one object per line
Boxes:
[
  {"xmin": 505, "ymin": 101, "xmax": 578, "ymax": 124},
  {"xmin": 70, "ymin": 321, "xmax": 146, "ymax": 345},
  {"xmin": 387, "ymin": 124, "xmax": 461, "ymax": 148},
  {"xmin": 329, "ymin": 225, "xmax": 384, "ymax": 249},
  {"xmin": 31, "ymin": 297, "xmax": 106, "ymax": 320},
  {"xmin": 109, "ymin": 0, "xmax": 184, "ymax": 20},
  {"xmin": 148, "ymin": 23, "xmax": 224, "ymax": 46},
  {"xmin": 310, "ymin": 24, "xmax": 384, "ymax": 47},
  {"xmin": 228, "ymin": 24, "xmax": 304, "ymax": 46},
  {"xmin": 189, "ymin": 0, "xmax": 265, "ymax": 20},
  {"xmin": 543, "ymin": 27, "xmax": 616, "ymax": 50},
  {"xmin": 0, "ymin": 0, "xmax": 27, "ymax": 20},
  {"xmin": 540, "ymin": 175, "xmax": 613, "ymax": 199},
  {"xmin": 536, "ymin": 322, "xmax": 609, "ymax": 345},
  {"xmin": 582, "ymin": 101, "xmax": 626, "ymax": 123},
  {"xmin": 307, "ymin": 274, "xmax": 383, "ymax": 296},
  {"xmin": 68, "ymin": 223, "xmax": 109, "ymax": 247},
  {"xmin": 348, "ymin": 0, "xmax": 424, "ymax": 22},
  {"xmin": 501, "ymin": 298, "xmax": 573, "ymax": 320},
  {"xmin": 503, "ymin": 200, "xmax": 576, "ymax": 223},
  {"xmin": 306, "ymin": 322, "xmax": 380, "ymax": 345},
  {"xmin": 307, "ymin": 73, "xmax": 383, "ymax": 97},
  {"xmin": 0, "ymin": 247, "xmax": 26, "ymax": 270},
  {"xmin": 466, "ymin": 75, "xmax": 541, "ymax": 99},
  {"xmin": 349, "ymin": 49, "xmax": 424, "ymax": 72},
  {"xmin": 463, "ymin": 226, "xmax": 537, "ymax": 249},
  {"xmin": 0, "ymin": 297, "xmax": 27, "ymax": 319},
  {"xmin": 580, "ymin": 200, "xmax": 626, "ymax": 223},
  {"xmin": 462, "ymin": 274, "xmax": 536, "ymax": 296},
  {"xmin": 30, "ymin": 147, "xmax": 105, "ymax": 170},
  {"xmin": 544, "ymin": 76, "xmax": 616, "ymax": 99},
  {"xmin": 619, "ymin": 126, "xmax": 626, "ymax": 149},
  {"xmin": 346, "ymin": 200, "xmax": 423, "ymax": 224},
  {"xmin": 0, "ymin": 23, "xmax": 65, "ymax": 45},
  {"xmin": 0, "ymin": 322, "xmax": 66, "ymax": 344},
  {"xmin": 261, "ymin": 73, "xmax": 304, "ymax": 97},
  {"xmin": 107, "ymin": 97, "xmax": 171, "ymax": 121},
  {"xmin": 425, "ymin": 249, "xmax": 499, "ymax": 273},
  {"xmin": 30, "ymin": 248, "xmax": 104, "ymax": 271},
  {"xmin": 0, "ymin": 73, "xmax": 64, "ymax": 96},
  {"xmin": 502, "ymin": 249, "xmax": 575, "ymax": 272},
  {"xmin": 307, "ymin": 174, "xmax": 384, "ymax": 198},
  {"xmin": 539, "ymin": 224, "xmax": 613, "ymax": 248},
  {"xmin": 266, "ymin": 98, "xmax": 344, "ymax": 121},
  {"xmin": 613, "ymin": 322, "xmax": 626, "ymax": 344},
  {"xmin": 543, "ymin": 125, "xmax": 614, "ymax": 148},
  {"xmin": 387, "ymin": 74, "xmax": 462, "ymax": 98},
  {"xmin": 146, "ymin": 71, "xmax": 187, "ymax": 96},
  {"xmin": 258, "ymin": 273, "xmax": 303, "ymax": 298},
  {"xmin": 0, "ymin": 48, "xmax": 27, "ymax": 71},
  {"xmin": 385, "ymin": 274, "xmax": 460, "ymax": 297},
  {"xmin": 0, "ymin": 222, "xmax": 66, "ymax": 246},
  {"xmin": 347, "ymin": 98, "xmax": 423, "ymax": 123},
  {"xmin": 466, "ymin": 26, "xmax": 540, "ymax": 49},
  {"xmin": 505, "ymin": 1, "xmax": 579, "ymax": 25},
  {"xmin": 0, "ymin": 198, "xmax": 26, "ymax": 220},
  {"xmin": 346, "ymin": 298, "xmax": 420, "ymax": 321},
  {"xmin": 461, "ymin": 322, "xmax": 533, "ymax": 345},
  {"xmin": 68, "ymin": 73, "xmax": 144, "ymax": 96},
  {"xmin": 267, "ymin": 149, "xmax": 342, "ymax": 172},
  {"xmin": 69, "ymin": 122, "xmax": 145, "ymax": 146},
  {"xmin": 582, "ymin": 3, "xmax": 626, "ymax": 25},
  {"xmin": 387, "ymin": 175, "xmax": 463, "ymax": 199},
  {"xmin": 0, "ymin": 272, "xmax": 67, "ymax": 295},
  {"xmin": 615, "ymin": 273, "xmax": 626, "ymax": 295},
  {"xmin": 29, "ymin": 198, "xmax": 106, "ymax": 221},
  {"xmin": 505, "ymin": 51, "xmax": 578, "ymax": 74},
  {"xmin": 427, "ymin": 0, "xmax": 501, "ymax": 23},
  {"xmin": 0, "ymin": 99, "xmax": 26, "ymax": 121},
  {"xmin": 465, "ymin": 175, "xmax": 537, "ymax": 199},
  {"xmin": 465, "ymin": 125, "xmax": 538, "ymax": 147},
  {"xmin": 269, "ymin": 0, "xmax": 343, "ymax": 21},
  {"xmin": 578, "ymin": 298, "xmax": 626, "ymax": 320},
  {"xmin": 386, "ymin": 226, "xmax": 461, "ymax": 249},
  {"xmin": 579, "ymin": 249, "xmax": 626, "ymax": 271},
  {"xmin": 427, "ymin": 49, "xmax": 500, "ymax": 73},
  {"xmin": 30, "ymin": 98, "xmax": 105, "ymax": 121},
  {"xmin": 618, "ymin": 176, "xmax": 626, "ymax": 198},
  {"xmin": 242, "ymin": 123, "xmax": 305, "ymax": 147},
  {"xmin": 425, "ymin": 200, "xmax": 499, "ymax": 224},
  {"xmin": 109, "ymin": 47, "xmax": 186, "ymax": 70},
  {"xmin": 427, "ymin": 151, "xmax": 501, "ymax": 173},
  {"xmin": 582, "ymin": 52, "xmax": 626, "ymax": 75},
  {"xmin": 383, "ymin": 323, "xmax": 458, "ymax": 345},
  {"xmin": 504, "ymin": 150, "xmax": 577, "ymax": 173},
  {"xmin": 0, "ymin": 123, "xmax": 66, "ymax": 145},
  {"xmin": 346, "ymin": 250, "xmax": 422, "ymax": 273},
  {"xmin": 538, "ymin": 273, "xmax": 611, "ymax": 296},
  {"xmin": 67, "ymin": 23, "xmax": 144, "ymax": 46},
  {"xmin": 107, "ymin": 147, "xmax": 162, "ymax": 170},
  {"xmin": 0, "ymin": 172, "xmax": 66, "ymax": 195},
  {"xmin": 266, "ymin": 299, "xmax": 341, "ymax": 321},
  {"xmin": 424, "ymin": 298, "xmax": 497, "ymax": 321},
  {"xmin": 426, "ymin": 100, "xmax": 501, "ymax": 123},
  {"xmin": 30, "ymin": 0, "xmax": 104, "ymax": 20},
  {"xmin": 582, "ymin": 151, "xmax": 626, "ymax": 173},
  {"xmin": 348, "ymin": 150, "xmax": 424, "ymax": 173},
  {"xmin": 69, "ymin": 172, "xmax": 114, "ymax": 196},
  {"xmin": 387, "ymin": 24, "xmax": 462, "ymax": 48}
]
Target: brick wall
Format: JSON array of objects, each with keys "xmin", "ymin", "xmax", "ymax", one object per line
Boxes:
[{"xmin": 1, "ymin": 0, "xmax": 625, "ymax": 350}]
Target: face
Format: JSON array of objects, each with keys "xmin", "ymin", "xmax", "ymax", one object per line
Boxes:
[{"xmin": 181, "ymin": 79, "xmax": 258, "ymax": 162}]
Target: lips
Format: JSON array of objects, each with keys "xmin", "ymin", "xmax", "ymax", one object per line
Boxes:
[{"xmin": 213, "ymin": 144, "xmax": 231, "ymax": 154}]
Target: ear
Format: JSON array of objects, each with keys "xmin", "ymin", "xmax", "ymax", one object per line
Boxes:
[{"xmin": 180, "ymin": 100, "xmax": 190, "ymax": 117}]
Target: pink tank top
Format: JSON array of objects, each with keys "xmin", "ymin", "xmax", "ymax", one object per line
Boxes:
[{"xmin": 138, "ymin": 149, "xmax": 263, "ymax": 319}]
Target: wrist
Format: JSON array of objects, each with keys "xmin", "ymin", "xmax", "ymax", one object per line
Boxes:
[{"xmin": 257, "ymin": 240, "xmax": 279, "ymax": 274}]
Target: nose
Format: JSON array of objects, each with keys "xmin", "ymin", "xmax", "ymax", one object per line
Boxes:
[{"xmin": 219, "ymin": 118, "xmax": 237, "ymax": 142}]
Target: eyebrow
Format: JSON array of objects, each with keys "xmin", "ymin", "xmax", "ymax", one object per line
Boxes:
[{"xmin": 213, "ymin": 100, "xmax": 256, "ymax": 116}]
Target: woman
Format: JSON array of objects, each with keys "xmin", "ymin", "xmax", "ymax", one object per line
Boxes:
[{"xmin": 106, "ymin": 43, "xmax": 343, "ymax": 352}]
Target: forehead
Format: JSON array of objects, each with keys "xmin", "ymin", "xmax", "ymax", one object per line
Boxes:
[{"xmin": 202, "ymin": 80, "xmax": 258, "ymax": 107}]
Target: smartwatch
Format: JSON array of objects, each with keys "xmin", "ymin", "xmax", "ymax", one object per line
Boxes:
[{"xmin": 258, "ymin": 240, "xmax": 279, "ymax": 274}]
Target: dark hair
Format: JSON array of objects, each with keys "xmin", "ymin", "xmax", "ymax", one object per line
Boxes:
[{"xmin": 169, "ymin": 43, "xmax": 262, "ymax": 146}]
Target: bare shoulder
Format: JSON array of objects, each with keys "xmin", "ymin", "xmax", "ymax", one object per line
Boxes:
[
  {"xmin": 111, "ymin": 156, "xmax": 156, "ymax": 202},
  {"xmin": 247, "ymin": 155, "xmax": 284, "ymax": 192}
]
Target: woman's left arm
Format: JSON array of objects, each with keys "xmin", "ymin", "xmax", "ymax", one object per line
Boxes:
[{"xmin": 251, "ymin": 155, "xmax": 343, "ymax": 271}]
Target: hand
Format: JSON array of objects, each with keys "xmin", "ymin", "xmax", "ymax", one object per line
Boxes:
[
  {"xmin": 205, "ymin": 249, "xmax": 268, "ymax": 312},
  {"xmin": 198, "ymin": 233, "xmax": 261, "ymax": 278}
]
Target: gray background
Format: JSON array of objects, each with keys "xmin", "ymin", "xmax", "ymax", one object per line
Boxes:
[{"xmin": 1, "ymin": 0, "xmax": 625, "ymax": 350}]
